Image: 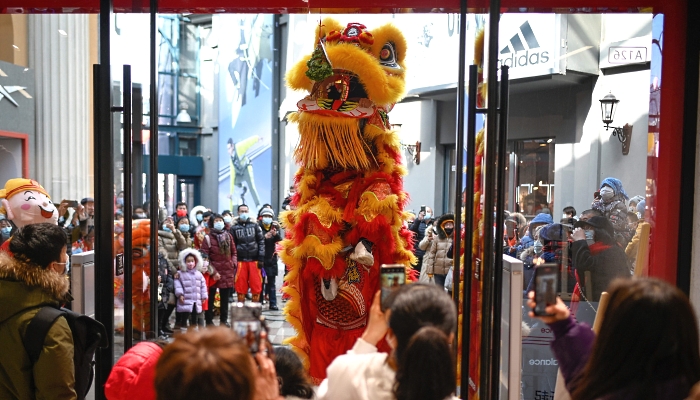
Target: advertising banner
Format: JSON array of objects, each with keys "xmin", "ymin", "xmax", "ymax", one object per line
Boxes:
[{"xmin": 216, "ymin": 14, "xmax": 274, "ymax": 213}]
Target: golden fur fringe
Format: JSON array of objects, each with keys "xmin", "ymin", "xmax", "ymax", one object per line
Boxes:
[{"xmin": 289, "ymin": 112, "xmax": 375, "ymax": 171}]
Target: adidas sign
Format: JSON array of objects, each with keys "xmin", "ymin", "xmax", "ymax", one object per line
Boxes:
[{"xmin": 497, "ymin": 21, "xmax": 550, "ymax": 69}]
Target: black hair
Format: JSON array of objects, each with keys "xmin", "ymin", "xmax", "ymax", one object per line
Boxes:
[
  {"xmin": 227, "ymin": 138, "xmax": 234, "ymax": 146},
  {"xmin": 563, "ymin": 206, "xmax": 577, "ymax": 216},
  {"xmin": 9, "ymin": 223, "xmax": 67, "ymax": 269},
  {"xmin": 387, "ymin": 284, "xmax": 457, "ymax": 400},
  {"xmin": 273, "ymin": 347, "xmax": 314, "ymax": 399},
  {"xmin": 208, "ymin": 214, "xmax": 224, "ymax": 229},
  {"xmin": 176, "ymin": 202, "xmax": 187, "ymax": 209},
  {"xmin": 571, "ymin": 278, "xmax": 700, "ymax": 400},
  {"xmin": 221, "ymin": 210, "xmax": 232, "ymax": 217},
  {"xmin": 237, "ymin": 204, "xmax": 249, "ymax": 213}
]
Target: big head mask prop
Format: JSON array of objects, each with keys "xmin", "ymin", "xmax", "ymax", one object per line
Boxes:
[{"xmin": 0, "ymin": 178, "xmax": 58, "ymax": 228}]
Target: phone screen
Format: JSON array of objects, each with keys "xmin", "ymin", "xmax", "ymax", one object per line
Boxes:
[
  {"xmin": 63, "ymin": 200, "xmax": 80, "ymax": 208},
  {"xmin": 230, "ymin": 302, "xmax": 264, "ymax": 353},
  {"xmin": 380, "ymin": 264, "xmax": 406, "ymax": 309},
  {"xmin": 533, "ymin": 264, "xmax": 559, "ymax": 316},
  {"xmin": 232, "ymin": 320, "xmax": 262, "ymax": 353}
]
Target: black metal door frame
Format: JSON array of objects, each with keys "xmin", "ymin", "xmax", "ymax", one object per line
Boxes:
[{"xmin": 94, "ymin": 1, "xmax": 158, "ymax": 398}]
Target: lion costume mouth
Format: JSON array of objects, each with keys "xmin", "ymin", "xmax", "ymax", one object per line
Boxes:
[{"xmin": 39, "ymin": 205, "xmax": 55, "ymax": 219}]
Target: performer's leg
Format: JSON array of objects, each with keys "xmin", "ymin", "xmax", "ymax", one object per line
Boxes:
[
  {"xmin": 250, "ymin": 262, "xmax": 263, "ymax": 295},
  {"xmin": 235, "ymin": 261, "xmax": 250, "ymax": 294}
]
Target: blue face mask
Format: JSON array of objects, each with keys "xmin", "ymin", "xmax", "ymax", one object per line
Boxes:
[
  {"xmin": 425, "ymin": 213, "xmax": 432, "ymax": 219},
  {"xmin": 223, "ymin": 216, "xmax": 233, "ymax": 224},
  {"xmin": 179, "ymin": 224, "xmax": 190, "ymax": 232},
  {"xmin": 117, "ymin": 197, "xmax": 124, "ymax": 206},
  {"xmin": 1, "ymin": 226, "xmax": 11, "ymax": 238},
  {"xmin": 162, "ymin": 224, "xmax": 171, "ymax": 232},
  {"xmin": 239, "ymin": 213, "xmax": 249, "ymax": 221},
  {"xmin": 213, "ymin": 221, "xmax": 225, "ymax": 231},
  {"xmin": 196, "ymin": 214, "xmax": 203, "ymax": 222},
  {"xmin": 262, "ymin": 217, "xmax": 272, "ymax": 225}
]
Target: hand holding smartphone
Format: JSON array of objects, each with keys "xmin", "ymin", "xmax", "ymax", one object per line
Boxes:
[
  {"xmin": 533, "ymin": 264, "xmax": 559, "ymax": 316},
  {"xmin": 230, "ymin": 302, "xmax": 265, "ymax": 353}
]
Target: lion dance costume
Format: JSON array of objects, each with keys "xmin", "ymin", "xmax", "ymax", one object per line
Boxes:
[
  {"xmin": 113, "ymin": 219, "xmax": 152, "ymax": 334},
  {"xmin": 280, "ymin": 19, "xmax": 415, "ymax": 382}
]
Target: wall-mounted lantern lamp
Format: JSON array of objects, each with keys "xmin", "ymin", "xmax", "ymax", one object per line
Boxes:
[
  {"xmin": 402, "ymin": 141, "xmax": 422, "ymax": 165},
  {"xmin": 392, "ymin": 123, "xmax": 422, "ymax": 165},
  {"xmin": 599, "ymin": 92, "xmax": 633, "ymax": 155}
]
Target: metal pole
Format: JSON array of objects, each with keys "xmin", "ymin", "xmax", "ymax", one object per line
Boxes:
[
  {"xmin": 123, "ymin": 65, "xmax": 134, "ymax": 350},
  {"xmin": 460, "ymin": 64, "xmax": 478, "ymax": 399},
  {"xmin": 149, "ymin": 0, "xmax": 159, "ymax": 338},
  {"xmin": 480, "ymin": 0, "xmax": 501, "ymax": 396},
  {"xmin": 452, "ymin": 0, "xmax": 467, "ymax": 325},
  {"xmin": 94, "ymin": 0, "xmax": 114, "ymax": 397},
  {"xmin": 490, "ymin": 65, "xmax": 509, "ymax": 398}
]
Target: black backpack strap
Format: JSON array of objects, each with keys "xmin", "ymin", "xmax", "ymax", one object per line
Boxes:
[{"xmin": 23, "ymin": 306, "xmax": 65, "ymax": 364}]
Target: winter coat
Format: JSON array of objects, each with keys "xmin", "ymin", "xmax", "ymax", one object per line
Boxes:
[
  {"xmin": 0, "ymin": 251, "xmax": 76, "ymax": 400},
  {"xmin": 260, "ymin": 221, "xmax": 282, "ymax": 277},
  {"xmin": 104, "ymin": 341, "xmax": 163, "ymax": 400},
  {"xmin": 424, "ymin": 214, "xmax": 454, "ymax": 275},
  {"xmin": 158, "ymin": 229, "xmax": 187, "ymax": 273},
  {"xmin": 200, "ymin": 228, "xmax": 237, "ymax": 289},
  {"xmin": 418, "ymin": 227, "xmax": 437, "ymax": 277},
  {"xmin": 550, "ymin": 315, "xmax": 693, "ymax": 400},
  {"xmin": 157, "ymin": 254, "xmax": 175, "ymax": 309},
  {"xmin": 175, "ymin": 249, "xmax": 209, "ymax": 313},
  {"xmin": 230, "ymin": 220, "xmax": 265, "ymax": 262},
  {"xmin": 571, "ymin": 240, "xmax": 630, "ymax": 301},
  {"xmin": 409, "ymin": 217, "xmax": 434, "ymax": 258},
  {"xmin": 174, "ymin": 249, "xmax": 208, "ymax": 313}
]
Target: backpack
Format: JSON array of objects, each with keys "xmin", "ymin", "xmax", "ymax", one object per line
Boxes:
[{"xmin": 23, "ymin": 306, "xmax": 109, "ymax": 400}]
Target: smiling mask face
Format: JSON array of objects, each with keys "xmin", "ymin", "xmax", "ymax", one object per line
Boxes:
[{"xmin": 1, "ymin": 179, "xmax": 58, "ymax": 228}]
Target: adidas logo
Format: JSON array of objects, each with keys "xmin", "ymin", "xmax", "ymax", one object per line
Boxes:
[{"xmin": 498, "ymin": 21, "xmax": 550, "ymax": 69}]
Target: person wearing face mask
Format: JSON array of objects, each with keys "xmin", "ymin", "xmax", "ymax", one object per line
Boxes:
[
  {"xmin": 591, "ymin": 177, "xmax": 632, "ymax": 246},
  {"xmin": 409, "ymin": 206, "xmax": 434, "ymax": 272},
  {"xmin": 133, "ymin": 207, "xmax": 148, "ymax": 220},
  {"xmin": 158, "ymin": 217, "xmax": 185, "ymax": 274},
  {"xmin": 0, "ymin": 223, "xmax": 77, "ymax": 399},
  {"xmin": 259, "ymin": 208, "xmax": 282, "ymax": 310},
  {"xmin": 230, "ymin": 204, "xmax": 265, "ymax": 304},
  {"xmin": 174, "ymin": 216, "xmax": 194, "ymax": 250},
  {"xmin": 571, "ymin": 216, "xmax": 630, "ymax": 301},
  {"xmin": 422, "ymin": 213, "xmax": 454, "ymax": 288},
  {"xmin": 200, "ymin": 214, "xmax": 237, "ymax": 327},
  {"xmin": 221, "ymin": 210, "xmax": 235, "ymax": 230},
  {"xmin": 0, "ymin": 217, "xmax": 12, "ymax": 247}
]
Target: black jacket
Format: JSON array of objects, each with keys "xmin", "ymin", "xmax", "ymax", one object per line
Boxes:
[
  {"xmin": 230, "ymin": 220, "xmax": 265, "ymax": 262},
  {"xmin": 409, "ymin": 217, "xmax": 433, "ymax": 257},
  {"xmin": 571, "ymin": 240, "xmax": 630, "ymax": 301},
  {"xmin": 259, "ymin": 221, "xmax": 282, "ymax": 276},
  {"xmin": 158, "ymin": 254, "xmax": 175, "ymax": 308}
]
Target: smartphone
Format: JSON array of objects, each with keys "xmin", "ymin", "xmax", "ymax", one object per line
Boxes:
[
  {"xmin": 420, "ymin": 205, "xmax": 426, "ymax": 213},
  {"xmin": 63, "ymin": 200, "xmax": 80, "ymax": 208},
  {"xmin": 230, "ymin": 302, "xmax": 264, "ymax": 353},
  {"xmin": 380, "ymin": 264, "xmax": 406, "ymax": 310},
  {"xmin": 533, "ymin": 264, "xmax": 559, "ymax": 316}
]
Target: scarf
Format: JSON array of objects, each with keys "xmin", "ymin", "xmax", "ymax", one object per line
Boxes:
[
  {"xmin": 211, "ymin": 228, "xmax": 231, "ymax": 257},
  {"xmin": 588, "ymin": 241, "xmax": 612, "ymax": 255}
]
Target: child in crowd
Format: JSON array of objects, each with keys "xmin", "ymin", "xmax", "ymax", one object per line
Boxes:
[{"xmin": 174, "ymin": 248, "xmax": 208, "ymax": 329}]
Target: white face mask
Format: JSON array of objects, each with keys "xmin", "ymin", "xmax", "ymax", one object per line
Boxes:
[
  {"xmin": 533, "ymin": 240, "xmax": 543, "ymax": 254},
  {"xmin": 599, "ymin": 186, "xmax": 614, "ymax": 201},
  {"xmin": 584, "ymin": 230, "xmax": 595, "ymax": 245}
]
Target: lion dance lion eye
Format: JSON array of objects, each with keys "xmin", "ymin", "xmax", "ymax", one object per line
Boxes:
[{"xmin": 379, "ymin": 42, "xmax": 400, "ymax": 69}]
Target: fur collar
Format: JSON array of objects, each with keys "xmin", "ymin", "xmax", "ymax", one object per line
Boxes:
[
  {"xmin": 178, "ymin": 248, "xmax": 204, "ymax": 272},
  {"xmin": 0, "ymin": 251, "xmax": 70, "ymax": 301},
  {"xmin": 436, "ymin": 213, "xmax": 455, "ymax": 239}
]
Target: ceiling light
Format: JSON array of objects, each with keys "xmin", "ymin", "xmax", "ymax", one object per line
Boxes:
[
  {"xmin": 58, "ymin": 29, "xmax": 67, "ymax": 36},
  {"xmin": 546, "ymin": 138, "xmax": 552, "ymax": 143}
]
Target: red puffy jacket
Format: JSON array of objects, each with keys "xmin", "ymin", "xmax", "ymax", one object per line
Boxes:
[{"xmin": 104, "ymin": 342, "xmax": 163, "ymax": 400}]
